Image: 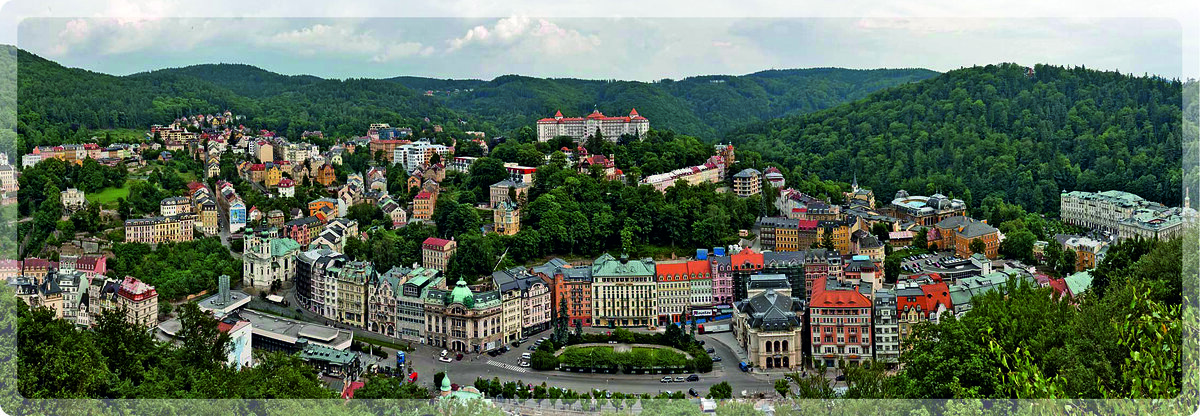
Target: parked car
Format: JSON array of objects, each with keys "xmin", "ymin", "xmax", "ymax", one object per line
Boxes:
[
  {"xmin": 835, "ymin": 374, "xmax": 846, "ymax": 381},
  {"xmin": 608, "ymin": 340, "xmax": 618, "ymax": 344},
  {"xmin": 455, "ymin": 353, "xmax": 464, "ymax": 361},
  {"xmin": 674, "ymin": 376, "xmax": 686, "ymax": 382},
  {"xmin": 687, "ymin": 374, "xmax": 699, "ymax": 382},
  {"xmin": 706, "ymin": 347, "xmax": 715, "ymax": 353},
  {"xmin": 698, "ymin": 340, "xmax": 705, "ymax": 345},
  {"xmin": 440, "ymin": 349, "xmax": 448, "ymax": 357},
  {"xmin": 438, "ymin": 356, "xmax": 452, "ymax": 363},
  {"xmin": 712, "ymin": 356, "xmax": 722, "ymax": 362},
  {"xmin": 660, "ymin": 377, "xmax": 672, "ymax": 383},
  {"xmin": 689, "ymin": 388, "xmax": 698, "ymax": 397}
]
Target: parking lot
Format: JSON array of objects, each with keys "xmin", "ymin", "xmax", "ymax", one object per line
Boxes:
[{"xmin": 898, "ymin": 250, "xmax": 969, "ymax": 277}]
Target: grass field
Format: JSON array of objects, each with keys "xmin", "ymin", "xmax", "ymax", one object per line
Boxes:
[{"xmin": 86, "ymin": 182, "xmax": 132, "ymax": 207}]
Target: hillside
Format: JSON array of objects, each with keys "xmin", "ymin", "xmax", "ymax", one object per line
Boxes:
[
  {"xmin": 388, "ymin": 68, "xmax": 940, "ymax": 137},
  {"xmin": 724, "ymin": 63, "xmax": 1185, "ymax": 215},
  {"xmin": 11, "ymin": 48, "xmax": 459, "ymax": 155}
]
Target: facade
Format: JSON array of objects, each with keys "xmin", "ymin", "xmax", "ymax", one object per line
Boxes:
[
  {"xmin": 654, "ymin": 259, "xmax": 712, "ymax": 324},
  {"xmin": 425, "ymin": 279, "xmax": 505, "ymax": 353},
  {"xmin": 933, "ymin": 216, "xmax": 1001, "ymax": 259},
  {"xmin": 117, "ymin": 276, "xmax": 159, "ymax": 329},
  {"xmin": 490, "ymin": 179, "xmax": 531, "ymax": 208},
  {"xmin": 872, "ymin": 289, "xmax": 899, "ymax": 365},
  {"xmin": 1117, "ymin": 207, "xmax": 1187, "ymax": 241},
  {"xmin": 536, "ymin": 109, "xmax": 649, "ymax": 142},
  {"xmin": 282, "ymin": 216, "xmax": 323, "ymax": 247},
  {"xmin": 368, "ymin": 270, "xmax": 401, "ymax": 337},
  {"xmin": 123, "ymin": 213, "xmax": 196, "ymax": 244},
  {"xmin": 396, "ymin": 267, "xmax": 443, "ymax": 342},
  {"xmin": 492, "ymin": 266, "xmax": 553, "ymax": 337},
  {"xmin": 335, "ymin": 261, "xmax": 375, "ymax": 328},
  {"xmin": 61, "ymin": 188, "xmax": 88, "ymax": 213},
  {"xmin": 160, "ymin": 196, "xmax": 192, "ymax": 217},
  {"xmin": 895, "ymin": 276, "xmax": 950, "ymax": 347},
  {"xmin": 549, "ymin": 262, "xmax": 593, "ymax": 327},
  {"xmin": 242, "ymin": 228, "xmax": 301, "ymax": 289},
  {"xmin": 413, "ymin": 191, "xmax": 436, "ymax": 221},
  {"xmin": 492, "ymin": 200, "xmax": 521, "ymax": 236},
  {"xmin": 591, "ymin": 253, "xmax": 657, "ymax": 327},
  {"xmin": 732, "ymin": 168, "xmax": 762, "ymax": 197},
  {"xmin": 733, "ymin": 289, "xmax": 803, "ymax": 370},
  {"xmin": 809, "ymin": 276, "xmax": 872, "ymax": 368},
  {"xmin": 422, "ymin": 237, "xmax": 457, "ymax": 271},
  {"xmin": 710, "ymin": 254, "xmax": 734, "ymax": 306}
]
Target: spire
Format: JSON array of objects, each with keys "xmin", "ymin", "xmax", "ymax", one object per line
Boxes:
[{"xmin": 852, "ymin": 173, "xmax": 859, "ymax": 192}]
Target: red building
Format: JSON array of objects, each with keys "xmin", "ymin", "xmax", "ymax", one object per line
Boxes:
[
  {"xmin": 809, "ymin": 276, "xmax": 873, "ymax": 368},
  {"xmin": 549, "ymin": 266, "xmax": 593, "ymax": 327},
  {"xmin": 895, "ymin": 275, "xmax": 951, "ymax": 345}
]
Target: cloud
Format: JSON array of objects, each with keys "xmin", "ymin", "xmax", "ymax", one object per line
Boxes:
[{"xmin": 447, "ymin": 16, "xmax": 600, "ymax": 55}]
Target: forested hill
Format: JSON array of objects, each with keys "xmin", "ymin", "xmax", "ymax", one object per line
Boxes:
[
  {"xmin": 388, "ymin": 68, "xmax": 940, "ymax": 137},
  {"xmin": 11, "ymin": 47, "xmax": 459, "ymax": 155},
  {"xmin": 725, "ymin": 63, "xmax": 1185, "ymax": 215}
]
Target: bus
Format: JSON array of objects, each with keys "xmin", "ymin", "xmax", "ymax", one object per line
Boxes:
[{"xmin": 698, "ymin": 323, "xmax": 731, "ymax": 334}]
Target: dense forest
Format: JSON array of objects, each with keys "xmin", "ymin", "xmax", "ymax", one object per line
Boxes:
[
  {"xmin": 390, "ymin": 68, "xmax": 939, "ymax": 137},
  {"xmin": 9, "ymin": 46, "xmax": 459, "ymax": 157},
  {"xmin": 725, "ymin": 63, "xmax": 1186, "ymax": 215}
]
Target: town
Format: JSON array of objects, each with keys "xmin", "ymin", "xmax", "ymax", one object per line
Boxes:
[{"xmin": 5, "ymin": 105, "xmax": 1194, "ymax": 409}]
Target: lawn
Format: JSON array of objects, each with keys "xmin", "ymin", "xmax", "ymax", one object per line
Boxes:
[{"xmin": 86, "ymin": 183, "xmax": 132, "ymax": 207}]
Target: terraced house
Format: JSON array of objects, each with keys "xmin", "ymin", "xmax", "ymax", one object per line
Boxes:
[
  {"xmin": 654, "ymin": 259, "xmax": 712, "ymax": 325},
  {"xmin": 591, "ymin": 253, "xmax": 657, "ymax": 328}
]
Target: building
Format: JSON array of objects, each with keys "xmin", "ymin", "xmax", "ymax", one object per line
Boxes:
[
  {"xmin": 116, "ymin": 276, "xmax": 159, "ymax": 329},
  {"xmin": 61, "ymin": 188, "xmax": 87, "ymax": 213},
  {"xmin": 295, "ymin": 248, "xmax": 344, "ymax": 319},
  {"xmin": 393, "ymin": 141, "xmax": 453, "ymax": 171},
  {"xmin": 1117, "ymin": 207, "xmax": 1187, "ymax": 242},
  {"xmin": 242, "ymin": 228, "xmax": 302, "ymax": 289},
  {"xmin": 536, "ymin": 109, "xmax": 649, "ymax": 142},
  {"xmin": 123, "ymin": 213, "xmax": 196, "ymax": 244},
  {"xmin": 932, "ymin": 216, "xmax": 1001, "ymax": 259},
  {"xmin": 655, "ymin": 259, "xmax": 712, "ymax": 325},
  {"xmin": 413, "ymin": 191, "xmax": 437, "ymax": 221},
  {"xmin": 421, "ymin": 237, "xmax": 457, "ymax": 272},
  {"xmin": 379, "ymin": 195, "xmax": 407, "ymax": 228},
  {"xmin": 316, "ymin": 163, "xmax": 337, "ymax": 186},
  {"xmin": 234, "ymin": 308, "xmax": 354, "ymax": 353},
  {"xmin": 591, "ymin": 253, "xmax": 657, "ymax": 327},
  {"xmin": 424, "ymin": 279, "xmax": 505, "ymax": 353},
  {"xmin": 545, "ymin": 260, "xmax": 593, "ymax": 327},
  {"xmin": 809, "ymin": 276, "xmax": 872, "ymax": 368},
  {"xmin": 895, "ymin": 276, "xmax": 950, "ymax": 346},
  {"xmin": 887, "ymin": 191, "xmax": 966, "ymax": 226},
  {"xmin": 282, "ymin": 216, "xmax": 323, "ymax": 247},
  {"xmin": 492, "ymin": 266, "xmax": 553, "ymax": 337},
  {"xmin": 1061, "ymin": 236, "xmax": 1108, "ymax": 271},
  {"xmin": 872, "ymin": 289, "xmax": 899, "ymax": 365},
  {"xmin": 732, "ymin": 168, "xmax": 762, "ymax": 197},
  {"xmin": 394, "ymin": 266, "xmax": 443, "ymax": 343},
  {"xmin": 278, "ymin": 178, "xmax": 296, "ymax": 198},
  {"xmin": 335, "ymin": 261, "xmax": 375, "ymax": 328},
  {"xmin": 845, "ymin": 178, "xmax": 876, "ymax": 208},
  {"xmin": 733, "ymin": 288, "xmax": 803, "ymax": 371},
  {"xmin": 368, "ymin": 269, "xmax": 402, "ymax": 337},
  {"xmin": 640, "ymin": 155, "xmax": 727, "ymax": 193},
  {"xmin": 159, "ymin": 196, "xmax": 192, "ymax": 217},
  {"xmin": 763, "ymin": 166, "xmax": 785, "ymax": 189},
  {"xmin": 492, "ymin": 200, "xmax": 521, "ymax": 236},
  {"xmin": 218, "ymin": 317, "xmax": 254, "ymax": 370},
  {"xmin": 489, "ymin": 179, "xmax": 531, "ymax": 208},
  {"xmin": 1060, "ymin": 190, "xmax": 1157, "ymax": 235}
]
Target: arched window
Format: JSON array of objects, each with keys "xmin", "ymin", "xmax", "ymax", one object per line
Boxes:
[
  {"xmin": 765, "ymin": 342, "xmax": 772, "ymax": 353},
  {"xmin": 782, "ymin": 340, "xmax": 789, "ymax": 351}
]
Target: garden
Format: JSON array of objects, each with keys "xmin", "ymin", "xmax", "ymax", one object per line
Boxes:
[{"xmin": 529, "ymin": 324, "xmax": 713, "ymax": 374}]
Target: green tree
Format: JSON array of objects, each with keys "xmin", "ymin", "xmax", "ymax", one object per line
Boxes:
[{"xmin": 969, "ymin": 238, "xmax": 986, "ymax": 255}]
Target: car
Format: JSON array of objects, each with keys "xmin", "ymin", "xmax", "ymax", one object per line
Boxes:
[
  {"xmin": 438, "ymin": 356, "xmax": 453, "ymax": 363},
  {"xmin": 660, "ymin": 377, "xmax": 672, "ymax": 383},
  {"xmin": 518, "ymin": 361, "xmax": 530, "ymax": 368},
  {"xmin": 455, "ymin": 353, "xmax": 464, "ymax": 361},
  {"xmin": 706, "ymin": 347, "xmax": 716, "ymax": 353},
  {"xmin": 521, "ymin": 353, "xmax": 532, "ymax": 359},
  {"xmin": 689, "ymin": 388, "xmax": 698, "ymax": 397},
  {"xmin": 674, "ymin": 376, "xmax": 686, "ymax": 382},
  {"xmin": 835, "ymin": 374, "xmax": 846, "ymax": 381},
  {"xmin": 608, "ymin": 340, "xmax": 618, "ymax": 344},
  {"xmin": 698, "ymin": 340, "xmax": 705, "ymax": 345},
  {"xmin": 605, "ymin": 391, "xmax": 612, "ymax": 399},
  {"xmin": 686, "ymin": 374, "xmax": 699, "ymax": 382},
  {"xmin": 529, "ymin": 346, "xmax": 537, "ymax": 351},
  {"xmin": 712, "ymin": 356, "xmax": 722, "ymax": 362},
  {"xmin": 440, "ymin": 349, "xmax": 448, "ymax": 357}
]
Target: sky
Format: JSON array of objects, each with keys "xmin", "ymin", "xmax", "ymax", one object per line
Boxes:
[{"xmin": 1, "ymin": 1, "xmax": 1197, "ymax": 81}]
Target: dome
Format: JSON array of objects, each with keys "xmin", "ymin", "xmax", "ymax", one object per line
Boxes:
[
  {"xmin": 895, "ymin": 190, "xmax": 909, "ymax": 199},
  {"xmin": 440, "ymin": 373, "xmax": 452, "ymax": 392},
  {"xmin": 450, "ymin": 279, "xmax": 475, "ymax": 306},
  {"xmin": 931, "ymin": 193, "xmax": 946, "ymax": 199}
]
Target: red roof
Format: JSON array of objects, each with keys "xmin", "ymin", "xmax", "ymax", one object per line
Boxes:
[
  {"xmin": 655, "ymin": 260, "xmax": 711, "ymax": 281},
  {"xmin": 423, "ymin": 237, "xmax": 453, "ymax": 249},
  {"xmin": 797, "ymin": 219, "xmax": 818, "ymax": 230},
  {"xmin": 731, "ymin": 248, "xmax": 763, "ymax": 270},
  {"xmin": 1048, "ymin": 278, "xmax": 1068, "ymax": 297},
  {"xmin": 810, "ymin": 276, "xmax": 871, "ymax": 308},
  {"xmin": 554, "ymin": 110, "xmax": 563, "ymax": 118},
  {"xmin": 414, "ymin": 191, "xmax": 433, "ymax": 200},
  {"xmin": 341, "ymin": 381, "xmax": 366, "ymax": 399}
]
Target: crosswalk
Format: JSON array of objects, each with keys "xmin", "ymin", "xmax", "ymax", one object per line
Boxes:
[{"xmin": 487, "ymin": 360, "xmax": 529, "ymax": 373}]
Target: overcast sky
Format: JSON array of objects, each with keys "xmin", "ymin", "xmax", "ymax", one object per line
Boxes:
[{"xmin": 1, "ymin": 1, "xmax": 1197, "ymax": 81}]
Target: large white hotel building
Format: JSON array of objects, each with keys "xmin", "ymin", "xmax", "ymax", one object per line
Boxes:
[{"xmin": 536, "ymin": 109, "xmax": 649, "ymax": 142}]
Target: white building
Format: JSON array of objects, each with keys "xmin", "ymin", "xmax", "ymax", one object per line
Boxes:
[
  {"xmin": 536, "ymin": 109, "xmax": 649, "ymax": 142},
  {"xmin": 242, "ymin": 228, "xmax": 301, "ymax": 289}
]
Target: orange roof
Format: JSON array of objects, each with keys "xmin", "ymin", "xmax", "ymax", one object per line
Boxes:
[
  {"xmin": 731, "ymin": 248, "xmax": 763, "ymax": 270},
  {"xmin": 810, "ymin": 276, "xmax": 870, "ymax": 308},
  {"xmin": 655, "ymin": 260, "xmax": 711, "ymax": 281}
]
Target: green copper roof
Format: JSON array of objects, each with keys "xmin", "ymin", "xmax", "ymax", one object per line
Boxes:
[
  {"xmin": 440, "ymin": 373, "xmax": 452, "ymax": 392},
  {"xmin": 450, "ymin": 279, "xmax": 475, "ymax": 305},
  {"xmin": 271, "ymin": 238, "xmax": 302, "ymax": 257},
  {"xmin": 1064, "ymin": 271, "xmax": 1094, "ymax": 296}
]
